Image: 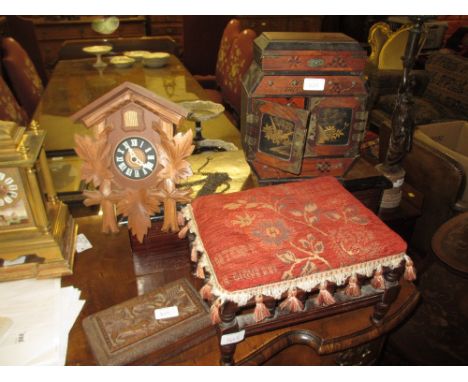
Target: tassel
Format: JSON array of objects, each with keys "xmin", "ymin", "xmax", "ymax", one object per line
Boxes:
[
  {"xmin": 210, "ymin": 299, "xmax": 222, "ymax": 325},
  {"xmin": 253, "ymin": 295, "xmax": 271, "ymax": 322},
  {"xmin": 371, "ymin": 267, "xmax": 386, "ymax": 289},
  {"xmin": 177, "ymin": 211, "xmax": 185, "ymax": 227},
  {"xmin": 178, "ymin": 224, "xmax": 189, "ymax": 239},
  {"xmin": 195, "ymin": 263, "xmax": 205, "ymax": 279},
  {"xmin": 316, "ymin": 282, "xmax": 336, "ymax": 306},
  {"xmin": 404, "ymin": 255, "xmax": 417, "ymax": 281},
  {"xmin": 200, "ymin": 283, "xmax": 213, "ymax": 300},
  {"xmin": 279, "ymin": 288, "xmax": 304, "ymax": 313},
  {"xmin": 344, "ymin": 274, "xmax": 361, "ymax": 297},
  {"xmin": 191, "ymin": 247, "xmax": 198, "ymax": 262}
]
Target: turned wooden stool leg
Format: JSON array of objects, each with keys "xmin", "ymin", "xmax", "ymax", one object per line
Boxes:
[
  {"xmin": 372, "ymin": 266, "xmax": 403, "ymax": 325},
  {"xmin": 218, "ymin": 300, "xmax": 239, "ymax": 365}
]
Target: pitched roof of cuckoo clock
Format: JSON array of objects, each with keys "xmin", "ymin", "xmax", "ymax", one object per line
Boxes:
[{"xmin": 70, "ymin": 81, "xmax": 190, "ymax": 128}]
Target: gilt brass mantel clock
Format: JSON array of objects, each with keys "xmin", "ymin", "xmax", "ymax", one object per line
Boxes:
[{"xmin": 0, "ymin": 120, "xmax": 77, "ymax": 282}]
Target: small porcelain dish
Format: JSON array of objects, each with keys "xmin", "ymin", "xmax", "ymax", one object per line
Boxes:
[
  {"xmin": 142, "ymin": 52, "xmax": 170, "ymax": 68},
  {"xmin": 110, "ymin": 55, "xmax": 135, "ymax": 68},
  {"xmin": 123, "ymin": 50, "xmax": 151, "ymax": 61},
  {"xmin": 82, "ymin": 45, "xmax": 113, "ymax": 55}
]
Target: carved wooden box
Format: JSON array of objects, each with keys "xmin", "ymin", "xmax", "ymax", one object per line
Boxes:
[
  {"xmin": 241, "ymin": 32, "xmax": 368, "ymax": 182},
  {"xmin": 82, "ymin": 278, "xmax": 214, "ymax": 365}
]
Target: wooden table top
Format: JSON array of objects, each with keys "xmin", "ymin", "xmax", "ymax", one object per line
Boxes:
[
  {"xmin": 33, "ymin": 55, "xmax": 250, "ymax": 197},
  {"xmin": 63, "ymin": 214, "xmax": 420, "ymax": 366},
  {"xmin": 33, "ymin": 55, "xmax": 241, "ymax": 153}
]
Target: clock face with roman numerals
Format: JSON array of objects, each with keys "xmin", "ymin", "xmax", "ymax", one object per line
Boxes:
[
  {"xmin": 113, "ymin": 137, "xmax": 157, "ymax": 180},
  {"xmin": 0, "ymin": 171, "xmax": 19, "ymax": 208}
]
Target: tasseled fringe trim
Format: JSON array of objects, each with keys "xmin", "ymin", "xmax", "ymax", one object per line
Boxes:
[
  {"xmin": 191, "ymin": 246, "xmax": 198, "ymax": 262},
  {"xmin": 253, "ymin": 295, "xmax": 271, "ymax": 322},
  {"xmin": 177, "ymin": 211, "xmax": 185, "ymax": 227},
  {"xmin": 178, "ymin": 224, "xmax": 189, "ymax": 239},
  {"xmin": 181, "ymin": 205, "xmax": 411, "ymax": 307},
  {"xmin": 371, "ymin": 266, "xmax": 385, "ymax": 290},
  {"xmin": 279, "ymin": 288, "xmax": 304, "ymax": 312},
  {"xmin": 196, "ymin": 263, "xmax": 205, "ymax": 279},
  {"xmin": 200, "ymin": 283, "xmax": 213, "ymax": 300},
  {"xmin": 344, "ymin": 274, "xmax": 361, "ymax": 297},
  {"xmin": 404, "ymin": 254, "xmax": 417, "ymax": 281},
  {"xmin": 210, "ymin": 299, "xmax": 222, "ymax": 325},
  {"xmin": 316, "ymin": 282, "xmax": 336, "ymax": 306}
]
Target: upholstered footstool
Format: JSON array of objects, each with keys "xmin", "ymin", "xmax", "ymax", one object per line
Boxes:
[{"xmin": 180, "ymin": 176, "xmax": 416, "ymax": 365}]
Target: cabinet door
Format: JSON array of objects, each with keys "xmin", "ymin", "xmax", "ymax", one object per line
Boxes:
[
  {"xmin": 305, "ymin": 96, "xmax": 367, "ymax": 158},
  {"xmin": 253, "ymin": 99, "xmax": 310, "ymax": 175}
]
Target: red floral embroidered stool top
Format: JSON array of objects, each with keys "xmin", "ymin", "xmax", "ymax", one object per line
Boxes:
[{"xmin": 182, "ymin": 176, "xmax": 413, "ymax": 307}]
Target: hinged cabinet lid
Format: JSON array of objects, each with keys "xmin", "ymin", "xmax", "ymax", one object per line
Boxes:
[{"xmin": 254, "ymin": 32, "xmax": 367, "ymax": 74}]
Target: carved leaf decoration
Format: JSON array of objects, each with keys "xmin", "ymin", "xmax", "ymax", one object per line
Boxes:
[
  {"xmin": 150, "ymin": 180, "xmax": 193, "ymax": 203},
  {"xmin": 277, "ymin": 250, "xmax": 297, "ymax": 265},
  {"xmin": 74, "ymin": 132, "xmax": 113, "ymax": 187},
  {"xmin": 116, "ymin": 189, "xmax": 162, "ymax": 242},
  {"xmin": 82, "ymin": 188, "xmax": 119, "ymax": 234},
  {"xmin": 150, "ymin": 180, "xmax": 192, "ymax": 232},
  {"xmin": 158, "ymin": 129, "xmax": 195, "ymax": 183}
]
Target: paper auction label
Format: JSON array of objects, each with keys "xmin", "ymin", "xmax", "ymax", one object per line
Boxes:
[
  {"xmin": 154, "ymin": 306, "xmax": 179, "ymax": 320},
  {"xmin": 220, "ymin": 330, "xmax": 246, "ymax": 346},
  {"xmin": 75, "ymin": 233, "xmax": 93, "ymax": 253},
  {"xmin": 303, "ymin": 78, "xmax": 326, "ymax": 91}
]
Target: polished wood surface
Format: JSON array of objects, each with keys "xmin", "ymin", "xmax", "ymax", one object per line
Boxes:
[
  {"xmin": 33, "ymin": 54, "xmax": 246, "ymax": 198},
  {"xmin": 63, "ymin": 214, "xmax": 419, "ymax": 365},
  {"xmin": 34, "ymin": 54, "xmax": 241, "ymax": 153}
]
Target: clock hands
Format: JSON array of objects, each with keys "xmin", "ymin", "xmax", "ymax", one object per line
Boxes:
[{"xmin": 127, "ymin": 147, "xmax": 152, "ymax": 170}]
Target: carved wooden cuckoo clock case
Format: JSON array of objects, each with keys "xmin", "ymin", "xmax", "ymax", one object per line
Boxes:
[{"xmin": 72, "ymin": 82, "xmax": 194, "ymax": 243}]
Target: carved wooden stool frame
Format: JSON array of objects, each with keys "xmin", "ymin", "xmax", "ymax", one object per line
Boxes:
[{"xmin": 188, "ymin": 231, "xmax": 407, "ymax": 365}]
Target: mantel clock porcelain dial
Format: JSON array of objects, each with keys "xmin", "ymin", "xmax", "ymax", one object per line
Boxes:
[
  {"xmin": 113, "ymin": 136, "xmax": 157, "ymax": 180},
  {"xmin": 0, "ymin": 170, "xmax": 19, "ymax": 208}
]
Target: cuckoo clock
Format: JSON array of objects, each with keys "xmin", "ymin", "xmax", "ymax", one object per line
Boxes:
[
  {"xmin": 241, "ymin": 32, "xmax": 369, "ymax": 184},
  {"xmin": 72, "ymin": 82, "xmax": 194, "ymax": 243},
  {"xmin": 0, "ymin": 120, "xmax": 77, "ymax": 281}
]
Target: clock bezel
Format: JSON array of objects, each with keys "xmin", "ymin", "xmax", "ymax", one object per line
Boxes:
[
  {"xmin": 0, "ymin": 167, "xmax": 36, "ymax": 232},
  {"xmin": 113, "ymin": 136, "xmax": 158, "ymax": 181}
]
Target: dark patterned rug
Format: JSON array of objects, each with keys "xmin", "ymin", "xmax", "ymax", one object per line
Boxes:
[{"xmin": 380, "ymin": 257, "xmax": 468, "ymax": 365}]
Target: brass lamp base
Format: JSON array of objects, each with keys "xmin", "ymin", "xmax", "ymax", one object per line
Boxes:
[{"xmin": 375, "ymin": 164, "xmax": 406, "ymax": 210}]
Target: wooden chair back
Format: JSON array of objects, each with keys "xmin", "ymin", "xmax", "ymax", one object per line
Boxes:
[
  {"xmin": 1, "ymin": 37, "xmax": 44, "ymax": 119},
  {"xmin": 58, "ymin": 36, "xmax": 179, "ymax": 60},
  {"xmin": 215, "ymin": 19, "xmax": 242, "ymax": 88},
  {"xmin": 0, "ymin": 75, "xmax": 28, "ymax": 125},
  {"xmin": 219, "ymin": 28, "xmax": 256, "ymax": 115},
  {"xmin": 5, "ymin": 16, "xmax": 48, "ymax": 85}
]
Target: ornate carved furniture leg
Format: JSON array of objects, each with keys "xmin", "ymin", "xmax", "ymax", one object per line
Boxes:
[
  {"xmin": 372, "ymin": 264, "xmax": 404, "ymax": 325},
  {"xmin": 219, "ymin": 301, "xmax": 239, "ymax": 365}
]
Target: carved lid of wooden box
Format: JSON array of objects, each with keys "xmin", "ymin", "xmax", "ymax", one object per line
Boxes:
[{"xmin": 82, "ymin": 278, "xmax": 214, "ymax": 365}]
